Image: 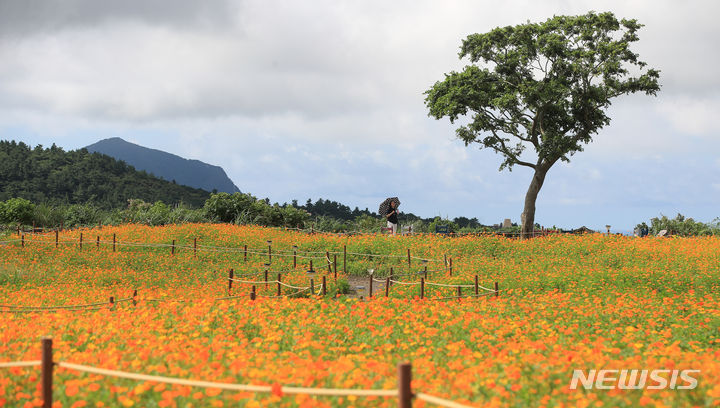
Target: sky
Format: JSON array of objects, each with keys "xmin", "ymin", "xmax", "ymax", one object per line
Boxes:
[{"xmin": 0, "ymin": 0, "xmax": 718, "ymax": 232}]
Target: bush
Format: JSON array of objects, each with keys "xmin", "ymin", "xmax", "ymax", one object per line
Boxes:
[{"xmin": 0, "ymin": 198, "xmax": 35, "ymax": 225}]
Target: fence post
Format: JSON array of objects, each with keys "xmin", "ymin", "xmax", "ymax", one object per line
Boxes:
[
  {"xmin": 113, "ymin": 233, "xmax": 116, "ymax": 252},
  {"xmin": 264, "ymin": 267, "xmax": 269, "ymax": 289},
  {"xmin": 171, "ymin": 239, "xmax": 175, "ymax": 256},
  {"xmin": 293, "ymin": 246, "xmax": 297, "ymax": 268},
  {"xmin": 424, "ymin": 266, "xmax": 428, "ymax": 279},
  {"xmin": 420, "ymin": 277, "xmax": 425, "ymax": 299},
  {"xmin": 132, "ymin": 289, "xmax": 138, "ymax": 306},
  {"xmin": 407, "ymin": 248, "xmax": 411, "ymax": 267},
  {"xmin": 42, "ymin": 337, "xmax": 53, "ymax": 408},
  {"xmin": 457, "ymin": 286, "xmax": 462, "ymax": 299},
  {"xmin": 21, "ymin": 234, "xmax": 24, "ymax": 247},
  {"xmin": 475, "ymin": 275, "xmax": 479, "ymax": 295},
  {"xmin": 244, "ymin": 245, "xmax": 247, "ymax": 262},
  {"xmin": 267, "ymin": 240, "xmax": 272, "ymax": 264},
  {"xmin": 228, "ymin": 269, "xmax": 234, "ymax": 295},
  {"xmin": 309, "ymin": 260, "xmax": 313, "ymax": 273},
  {"xmin": 79, "ymin": 233, "xmax": 83, "ymax": 250},
  {"xmin": 386, "ymin": 277, "xmax": 390, "ymax": 297},
  {"xmin": 310, "ymin": 278, "xmax": 315, "ymax": 295},
  {"xmin": 277, "ymin": 273, "xmax": 282, "ymax": 296},
  {"xmin": 343, "ymin": 245, "xmax": 347, "ymax": 274},
  {"xmin": 96, "ymin": 236, "xmax": 99, "ymax": 248},
  {"xmin": 250, "ymin": 286, "xmax": 256, "ymax": 301},
  {"xmin": 109, "ymin": 296, "xmax": 114, "ymax": 310},
  {"xmin": 398, "ymin": 362, "xmax": 412, "ymax": 408},
  {"xmin": 194, "ymin": 237, "xmax": 197, "ymax": 258},
  {"xmin": 449, "ymin": 258, "xmax": 453, "ymax": 276},
  {"xmin": 55, "ymin": 230, "xmax": 58, "ymax": 249},
  {"xmin": 495, "ymin": 282, "xmax": 499, "ymax": 297},
  {"xmin": 369, "ymin": 275, "xmax": 373, "ymax": 298},
  {"xmin": 333, "ymin": 254, "xmax": 337, "ymax": 280}
]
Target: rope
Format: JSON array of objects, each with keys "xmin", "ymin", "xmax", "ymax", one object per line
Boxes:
[
  {"xmin": 57, "ymin": 362, "xmax": 398, "ymax": 396},
  {"xmin": 277, "ymin": 282, "xmax": 311, "ymax": 290},
  {"xmin": 423, "ymin": 282, "xmax": 476, "ymax": 289},
  {"xmin": 431, "ymin": 292, "xmax": 494, "ymax": 301},
  {"xmin": 228, "ymin": 278, "xmax": 279, "ymax": 285},
  {"xmin": 0, "ymin": 300, "xmax": 111, "ymax": 310},
  {"xmin": 388, "ymin": 279, "xmax": 421, "ymax": 286},
  {"xmin": 0, "ymin": 361, "xmax": 41, "ymax": 368},
  {"xmin": 416, "ymin": 393, "xmax": 476, "ymax": 408}
]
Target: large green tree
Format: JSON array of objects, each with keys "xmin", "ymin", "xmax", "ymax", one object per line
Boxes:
[{"xmin": 425, "ymin": 12, "xmax": 660, "ymax": 237}]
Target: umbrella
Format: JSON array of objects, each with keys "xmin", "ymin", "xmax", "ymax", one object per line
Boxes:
[{"xmin": 378, "ymin": 197, "xmax": 400, "ymax": 216}]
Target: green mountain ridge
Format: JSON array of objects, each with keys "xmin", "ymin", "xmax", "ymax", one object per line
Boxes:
[
  {"xmin": 85, "ymin": 137, "xmax": 240, "ymax": 194},
  {"xmin": 0, "ymin": 140, "xmax": 210, "ymax": 208}
]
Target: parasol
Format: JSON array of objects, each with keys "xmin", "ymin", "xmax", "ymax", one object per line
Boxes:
[{"xmin": 378, "ymin": 197, "xmax": 400, "ymax": 216}]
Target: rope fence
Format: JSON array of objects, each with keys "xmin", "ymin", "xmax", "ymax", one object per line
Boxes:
[{"xmin": 0, "ymin": 338, "xmax": 476, "ymax": 407}]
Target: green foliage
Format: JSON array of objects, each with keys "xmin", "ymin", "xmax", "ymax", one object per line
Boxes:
[
  {"xmin": 203, "ymin": 193, "xmax": 310, "ymax": 228},
  {"xmin": 425, "ymin": 11, "xmax": 660, "ymax": 169},
  {"xmin": 639, "ymin": 214, "xmax": 720, "ymax": 237},
  {"xmin": 427, "ymin": 217, "xmax": 459, "ymax": 233},
  {"xmin": 0, "ymin": 198, "xmax": 35, "ymax": 224},
  {"xmin": 0, "ymin": 140, "xmax": 210, "ymax": 208}
]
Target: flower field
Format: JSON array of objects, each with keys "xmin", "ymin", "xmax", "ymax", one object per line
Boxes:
[{"xmin": 1, "ymin": 224, "xmax": 719, "ymax": 407}]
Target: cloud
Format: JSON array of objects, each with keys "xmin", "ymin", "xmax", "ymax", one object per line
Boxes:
[{"xmin": 0, "ymin": 0, "xmax": 238, "ymax": 37}]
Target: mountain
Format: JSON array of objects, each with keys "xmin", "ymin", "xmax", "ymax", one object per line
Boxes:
[
  {"xmin": 0, "ymin": 140, "xmax": 210, "ymax": 208},
  {"xmin": 85, "ymin": 137, "xmax": 240, "ymax": 194}
]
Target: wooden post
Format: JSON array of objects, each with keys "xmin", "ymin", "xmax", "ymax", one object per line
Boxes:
[
  {"xmin": 326, "ymin": 251, "xmax": 332, "ymax": 274},
  {"xmin": 228, "ymin": 269, "xmax": 234, "ymax": 295},
  {"xmin": 16, "ymin": 225, "xmax": 20, "ymax": 236},
  {"xmin": 193, "ymin": 238, "xmax": 197, "ymax": 257},
  {"xmin": 250, "ymin": 286, "xmax": 256, "ymax": 301},
  {"xmin": 369, "ymin": 275, "xmax": 373, "ymax": 298},
  {"xmin": 385, "ymin": 277, "xmax": 390, "ymax": 297},
  {"xmin": 398, "ymin": 362, "xmax": 412, "ymax": 408},
  {"xmin": 424, "ymin": 266, "xmax": 428, "ymax": 279},
  {"xmin": 343, "ymin": 245, "xmax": 347, "ymax": 274},
  {"xmin": 267, "ymin": 241, "xmax": 272, "ymax": 264},
  {"xmin": 449, "ymin": 258, "xmax": 453, "ymax": 276},
  {"xmin": 457, "ymin": 286, "xmax": 462, "ymax": 299},
  {"xmin": 293, "ymin": 246, "xmax": 297, "ymax": 268},
  {"xmin": 79, "ymin": 233, "xmax": 83, "ymax": 250},
  {"xmin": 495, "ymin": 282, "xmax": 499, "ymax": 297},
  {"xmin": 475, "ymin": 275, "xmax": 479, "ymax": 295},
  {"xmin": 322, "ymin": 276, "xmax": 327, "ymax": 296},
  {"xmin": 21, "ymin": 234, "xmax": 24, "ymax": 247},
  {"xmin": 113, "ymin": 233, "xmax": 116, "ymax": 252},
  {"xmin": 42, "ymin": 337, "xmax": 53, "ymax": 408},
  {"xmin": 109, "ymin": 296, "xmax": 114, "ymax": 309},
  {"xmin": 444, "ymin": 254, "xmax": 447, "ymax": 268},
  {"xmin": 96, "ymin": 236, "xmax": 99, "ymax": 248},
  {"xmin": 277, "ymin": 273, "xmax": 282, "ymax": 296},
  {"xmin": 333, "ymin": 254, "xmax": 337, "ymax": 280},
  {"xmin": 132, "ymin": 289, "xmax": 138, "ymax": 306},
  {"xmin": 407, "ymin": 248, "xmax": 411, "ymax": 267},
  {"xmin": 264, "ymin": 268, "xmax": 269, "ymax": 289},
  {"xmin": 171, "ymin": 239, "xmax": 175, "ymax": 255},
  {"xmin": 244, "ymin": 245, "xmax": 247, "ymax": 262},
  {"xmin": 309, "ymin": 260, "xmax": 313, "ymax": 272},
  {"xmin": 55, "ymin": 230, "xmax": 58, "ymax": 248},
  {"xmin": 420, "ymin": 277, "xmax": 425, "ymax": 299},
  {"xmin": 310, "ymin": 278, "xmax": 315, "ymax": 295}
]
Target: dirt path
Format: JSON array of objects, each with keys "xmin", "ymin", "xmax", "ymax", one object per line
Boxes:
[{"xmin": 346, "ymin": 275, "xmax": 388, "ymax": 299}]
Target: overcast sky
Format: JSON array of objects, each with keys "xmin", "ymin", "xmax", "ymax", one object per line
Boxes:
[{"xmin": 1, "ymin": 0, "xmax": 718, "ymax": 231}]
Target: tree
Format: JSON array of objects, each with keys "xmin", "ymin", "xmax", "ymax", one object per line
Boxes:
[{"xmin": 425, "ymin": 12, "xmax": 660, "ymax": 237}]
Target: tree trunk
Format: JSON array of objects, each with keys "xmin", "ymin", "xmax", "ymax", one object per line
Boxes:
[{"xmin": 520, "ymin": 167, "xmax": 549, "ymax": 239}]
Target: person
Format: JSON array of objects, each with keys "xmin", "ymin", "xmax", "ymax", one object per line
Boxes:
[{"xmin": 386, "ymin": 201, "xmax": 399, "ymax": 235}]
